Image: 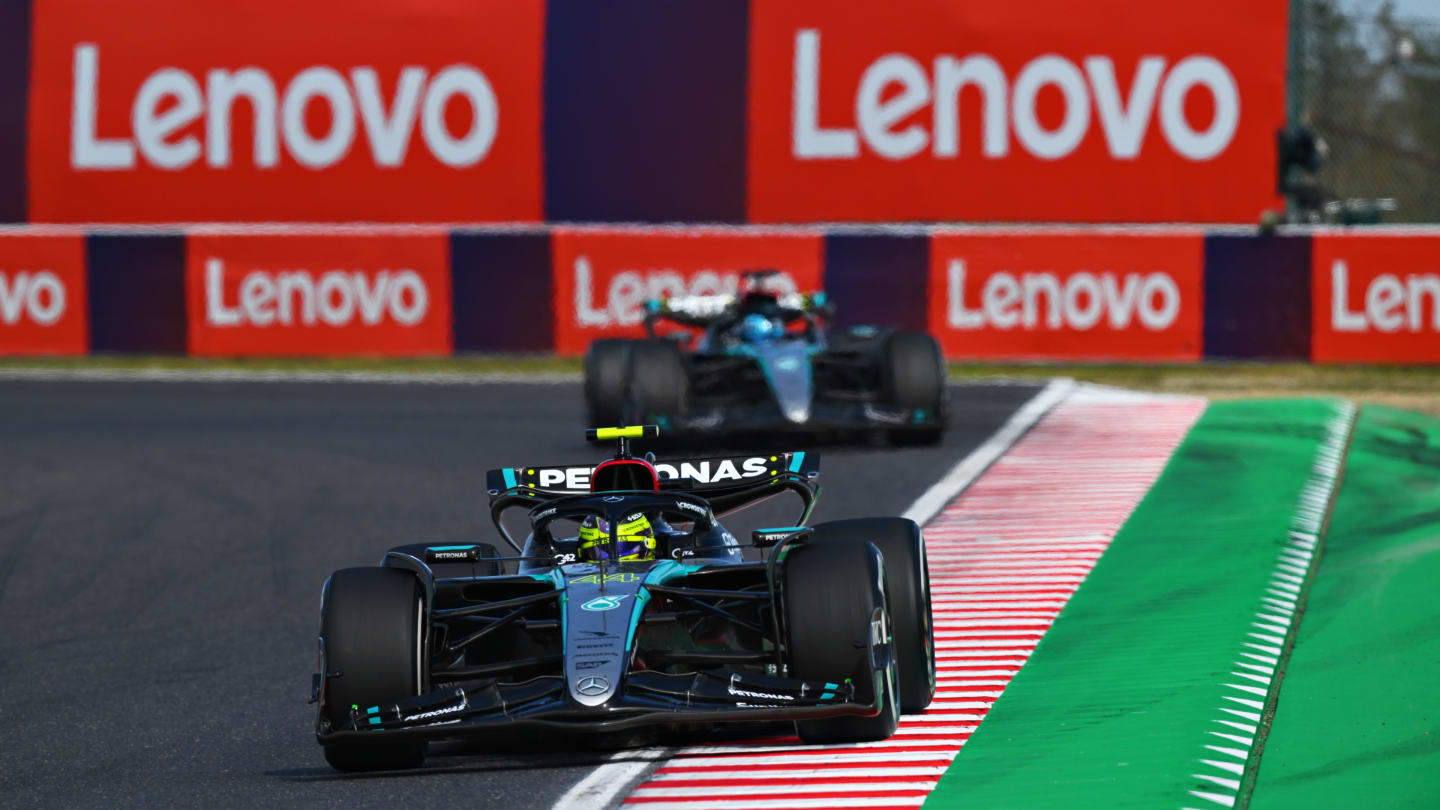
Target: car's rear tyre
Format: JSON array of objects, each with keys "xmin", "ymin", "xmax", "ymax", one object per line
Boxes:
[
  {"xmin": 882, "ymin": 332, "xmax": 945, "ymax": 445},
  {"xmin": 625, "ymin": 340, "xmax": 689, "ymax": 425},
  {"xmin": 810, "ymin": 518, "xmax": 935, "ymax": 713},
  {"xmin": 584, "ymin": 339, "xmax": 633, "ymax": 428},
  {"xmin": 784, "ymin": 539, "xmax": 902, "ymax": 744},
  {"xmin": 320, "ymin": 567, "xmax": 428, "ymax": 771}
]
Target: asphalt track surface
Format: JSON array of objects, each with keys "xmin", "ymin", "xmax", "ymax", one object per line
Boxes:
[{"xmin": 0, "ymin": 378, "xmax": 1040, "ymax": 809}]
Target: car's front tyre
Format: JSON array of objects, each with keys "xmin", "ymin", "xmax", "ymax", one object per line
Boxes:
[
  {"xmin": 882, "ymin": 332, "xmax": 946, "ymax": 445},
  {"xmin": 783, "ymin": 538, "xmax": 902, "ymax": 744},
  {"xmin": 625, "ymin": 339, "xmax": 689, "ymax": 426},
  {"xmin": 319, "ymin": 567, "xmax": 428, "ymax": 771},
  {"xmin": 809, "ymin": 518, "xmax": 936, "ymax": 713},
  {"xmin": 584, "ymin": 338, "xmax": 634, "ymax": 428}
]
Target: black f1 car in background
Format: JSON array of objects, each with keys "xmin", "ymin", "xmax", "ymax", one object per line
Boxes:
[
  {"xmin": 312, "ymin": 425, "xmax": 935, "ymax": 771},
  {"xmin": 584, "ymin": 270, "xmax": 948, "ymax": 444}
]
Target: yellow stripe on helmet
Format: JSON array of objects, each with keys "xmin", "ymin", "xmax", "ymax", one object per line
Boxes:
[
  {"xmin": 592, "ymin": 426, "xmax": 645, "ymax": 440},
  {"xmin": 616, "ymin": 515, "xmax": 650, "ymax": 536}
]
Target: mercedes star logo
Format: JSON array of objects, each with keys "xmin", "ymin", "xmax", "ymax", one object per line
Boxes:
[
  {"xmin": 601, "ymin": 496, "xmax": 624, "ymax": 503},
  {"xmin": 576, "ymin": 676, "xmax": 611, "ymax": 696}
]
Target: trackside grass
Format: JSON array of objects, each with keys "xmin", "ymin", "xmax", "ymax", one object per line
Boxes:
[
  {"xmin": 925, "ymin": 398, "xmax": 1348, "ymax": 809},
  {"xmin": 1248, "ymin": 405, "xmax": 1440, "ymax": 810}
]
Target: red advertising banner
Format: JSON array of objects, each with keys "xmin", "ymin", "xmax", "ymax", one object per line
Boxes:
[
  {"xmin": 928, "ymin": 231, "xmax": 1204, "ymax": 361},
  {"xmin": 0, "ymin": 233, "xmax": 87, "ymax": 355},
  {"xmin": 748, "ymin": 0, "xmax": 1286, "ymax": 223},
  {"xmin": 28, "ymin": 0, "xmax": 544, "ymax": 223},
  {"xmin": 1312, "ymin": 233, "xmax": 1440, "ymax": 364},
  {"xmin": 185, "ymin": 231, "xmax": 452, "ymax": 356},
  {"xmin": 550, "ymin": 227, "xmax": 824, "ymax": 355}
]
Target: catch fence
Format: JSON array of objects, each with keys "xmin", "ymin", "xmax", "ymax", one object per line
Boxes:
[{"xmin": 1287, "ymin": 0, "xmax": 1440, "ymax": 222}]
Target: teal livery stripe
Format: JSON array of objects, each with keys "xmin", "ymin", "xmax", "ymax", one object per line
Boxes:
[{"xmin": 626, "ymin": 561, "xmax": 705, "ymax": 650}]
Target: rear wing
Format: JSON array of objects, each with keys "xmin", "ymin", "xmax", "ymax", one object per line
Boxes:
[
  {"xmin": 485, "ymin": 451, "xmax": 820, "ymax": 552},
  {"xmin": 485, "ymin": 451, "xmax": 819, "ymax": 500}
]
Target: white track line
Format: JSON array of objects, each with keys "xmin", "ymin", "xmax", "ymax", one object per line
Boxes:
[
  {"xmin": 902, "ymin": 377, "xmax": 1075, "ymax": 526},
  {"xmin": 552, "ymin": 379, "xmax": 1073, "ymax": 810},
  {"xmin": 1181, "ymin": 400, "xmax": 1356, "ymax": 810},
  {"xmin": 620, "ymin": 388, "xmax": 1207, "ymax": 810},
  {"xmin": 554, "ymin": 750, "xmax": 677, "ymax": 810}
]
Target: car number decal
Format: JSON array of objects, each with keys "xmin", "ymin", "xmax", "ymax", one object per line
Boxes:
[{"xmin": 570, "ymin": 573, "xmax": 640, "ymax": 584}]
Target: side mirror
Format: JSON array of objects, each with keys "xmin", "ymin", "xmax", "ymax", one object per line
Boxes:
[
  {"xmin": 752, "ymin": 526, "xmax": 812, "ymax": 548},
  {"xmin": 425, "ymin": 545, "xmax": 481, "ymax": 563}
]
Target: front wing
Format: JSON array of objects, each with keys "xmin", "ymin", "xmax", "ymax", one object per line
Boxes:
[
  {"xmin": 667, "ymin": 400, "xmax": 942, "ymax": 435},
  {"xmin": 317, "ymin": 669, "xmax": 874, "ymax": 744}
]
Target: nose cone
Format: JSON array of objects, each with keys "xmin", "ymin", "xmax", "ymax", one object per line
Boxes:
[
  {"xmin": 572, "ymin": 673, "xmax": 617, "ymax": 706},
  {"xmin": 766, "ymin": 351, "xmax": 813, "ymax": 424},
  {"xmin": 778, "ymin": 394, "xmax": 811, "ymax": 424},
  {"xmin": 563, "ymin": 566, "xmax": 647, "ymax": 706}
]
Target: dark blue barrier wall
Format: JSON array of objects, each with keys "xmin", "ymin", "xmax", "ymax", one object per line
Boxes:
[
  {"xmin": 451, "ymin": 230, "xmax": 554, "ymax": 352},
  {"xmin": 543, "ymin": 0, "xmax": 750, "ymax": 223},
  {"xmin": 0, "ymin": 0, "xmax": 30, "ymax": 222},
  {"xmin": 1203, "ymin": 234, "xmax": 1311, "ymax": 360},
  {"xmin": 86, "ymin": 233, "xmax": 188, "ymax": 353},
  {"xmin": 823, "ymin": 232, "xmax": 931, "ymax": 333}
]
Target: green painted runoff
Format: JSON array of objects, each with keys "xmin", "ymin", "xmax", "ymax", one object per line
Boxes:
[
  {"xmin": 924, "ymin": 399, "xmax": 1344, "ymax": 810},
  {"xmin": 1248, "ymin": 405, "xmax": 1440, "ymax": 810}
]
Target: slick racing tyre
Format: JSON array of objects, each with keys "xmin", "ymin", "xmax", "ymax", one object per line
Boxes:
[
  {"xmin": 625, "ymin": 340, "xmax": 690, "ymax": 425},
  {"xmin": 320, "ymin": 567, "xmax": 428, "ymax": 771},
  {"xmin": 810, "ymin": 518, "xmax": 936, "ymax": 713},
  {"xmin": 783, "ymin": 538, "xmax": 902, "ymax": 744},
  {"xmin": 882, "ymin": 332, "xmax": 946, "ymax": 445},
  {"xmin": 584, "ymin": 339, "xmax": 633, "ymax": 428}
]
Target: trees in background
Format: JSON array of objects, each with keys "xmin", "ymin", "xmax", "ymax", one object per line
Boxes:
[{"xmin": 1298, "ymin": 0, "xmax": 1440, "ymax": 221}]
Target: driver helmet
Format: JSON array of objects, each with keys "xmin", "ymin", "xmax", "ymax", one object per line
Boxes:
[
  {"xmin": 738, "ymin": 313, "xmax": 781, "ymax": 343},
  {"xmin": 577, "ymin": 513, "xmax": 656, "ymax": 562}
]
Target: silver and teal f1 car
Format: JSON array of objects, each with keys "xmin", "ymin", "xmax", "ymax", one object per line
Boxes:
[
  {"xmin": 584, "ymin": 270, "xmax": 949, "ymax": 444},
  {"xmin": 311, "ymin": 425, "xmax": 935, "ymax": 771}
]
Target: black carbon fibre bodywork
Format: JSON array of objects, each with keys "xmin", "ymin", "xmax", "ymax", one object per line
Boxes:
[{"xmin": 314, "ymin": 452, "xmax": 896, "ymax": 747}]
